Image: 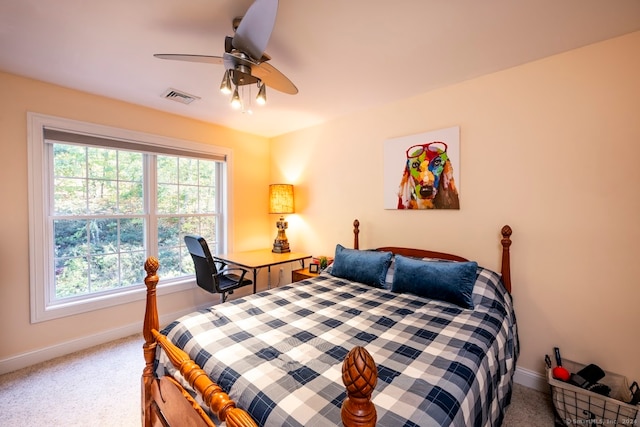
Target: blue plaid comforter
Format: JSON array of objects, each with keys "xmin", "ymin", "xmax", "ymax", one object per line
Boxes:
[{"xmin": 156, "ymin": 266, "xmax": 518, "ymax": 427}]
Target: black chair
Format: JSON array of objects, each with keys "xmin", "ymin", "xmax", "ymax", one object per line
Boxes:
[{"xmin": 184, "ymin": 234, "xmax": 253, "ymax": 303}]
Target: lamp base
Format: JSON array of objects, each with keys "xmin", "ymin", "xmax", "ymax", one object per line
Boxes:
[
  {"xmin": 272, "ymin": 240, "xmax": 290, "ymax": 253},
  {"xmin": 272, "ymin": 215, "xmax": 291, "ymax": 253}
]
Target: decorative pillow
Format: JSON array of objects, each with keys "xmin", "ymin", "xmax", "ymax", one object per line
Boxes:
[
  {"xmin": 331, "ymin": 245, "xmax": 392, "ymax": 288},
  {"xmin": 391, "ymin": 255, "xmax": 478, "ymax": 309},
  {"xmin": 384, "ymin": 256, "xmax": 456, "ymax": 289}
]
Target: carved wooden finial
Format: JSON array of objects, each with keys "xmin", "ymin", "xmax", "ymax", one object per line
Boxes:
[
  {"xmin": 501, "ymin": 225, "xmax": 512, "ymax": 246},
  {"xmin": 145, "ymin": 256, "xmax": 159, "ymax": 277},
  {"xmin": 341, "ymin": 346, "xmax": 377, "ymax": 427},
  {"xmin": 142, "ymin": 257, "xmax": 161, "ymax": 345}
]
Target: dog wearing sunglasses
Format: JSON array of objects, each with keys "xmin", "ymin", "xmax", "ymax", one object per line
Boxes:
[{"xmin": 397, "ymin": 141, "xmax": 460, "ymax": 209}]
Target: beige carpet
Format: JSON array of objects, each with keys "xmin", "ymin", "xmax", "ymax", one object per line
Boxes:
[{"xmin": 0, "ymin": 334, "xmax": 557, "ymax": 426}]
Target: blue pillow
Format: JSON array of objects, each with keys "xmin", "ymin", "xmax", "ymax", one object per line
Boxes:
[
  {"xmin": 331, "ymin": 244, "xmax": 392, "ymax": 288},
  {"xmin": 391, "ymin": 255, "xmax": 478, "ymax": 309}
]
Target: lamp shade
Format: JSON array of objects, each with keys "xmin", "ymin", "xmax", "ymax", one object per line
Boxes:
[{"xmin": 269, "ymin": 184, "xmax": 294, "ymax": 214}]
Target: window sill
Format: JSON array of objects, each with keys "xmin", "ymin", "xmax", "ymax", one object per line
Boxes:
[{"xmin": 31, "ymin": 277, "xmax": 197, "ymax": 323}]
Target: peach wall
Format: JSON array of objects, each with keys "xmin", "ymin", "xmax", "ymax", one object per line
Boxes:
[
  {"xmin": 272, "ymin": 31, "xmax": 640, "ymax": 381},
  {"xmin": 0, "ymin": 72, "xmax": 271, "ymax": 363}
]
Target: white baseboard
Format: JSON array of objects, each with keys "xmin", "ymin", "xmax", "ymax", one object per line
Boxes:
[
  {"xmin": 0, "ymin": 306, "xmax": 206, "ymax": 375},
  {"xmin": 514, "ymin": 365, "xmax": 548, "ymax": 393}
]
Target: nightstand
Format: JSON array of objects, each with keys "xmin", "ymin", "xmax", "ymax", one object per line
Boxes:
[{"xmin": 292, "ymin": 267, "xmax": 319, "ymax": 282}]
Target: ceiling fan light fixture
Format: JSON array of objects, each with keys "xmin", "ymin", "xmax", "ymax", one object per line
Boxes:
[
  {"xmin": 256, "ymin": 81, "xmax": 267, "ymax": 105},
  {"xmin": 220, "ymin": 70, "xmax": 232, "ymax": 94},
  {"xmin": 230, "ymin": 87, "xmax": 242, "ymax": 109}
]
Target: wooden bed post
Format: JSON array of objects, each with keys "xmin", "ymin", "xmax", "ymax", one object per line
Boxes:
[
  {"xmin": 353, "ymin": 219, "xmax": 360, "ymax": 250},
  {"xmin": 142, "ymin": 257, "xmax": 160, "ymax": 426},
  {"xmin": 500, "ymin": 225, "xmax": 512, "ymax": 294},
  {"xmin": 341, "ymin": 346, "xmax": 378, "ymax": 427}
]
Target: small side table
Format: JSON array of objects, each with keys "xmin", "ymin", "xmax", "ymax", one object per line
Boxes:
[{"xmin": 292, "ymin": 267, "xmax": 319, "ymax": 282}]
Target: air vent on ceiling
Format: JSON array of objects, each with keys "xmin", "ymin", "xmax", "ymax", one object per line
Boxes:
[{"xmin": 162, "ymin": 88, "xmax": 201, "ymax": 105}]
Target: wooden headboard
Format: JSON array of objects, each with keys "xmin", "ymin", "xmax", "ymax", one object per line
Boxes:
[{"xmin": 351, "ymin": 219, "xmax": 513, "ymax": 293}]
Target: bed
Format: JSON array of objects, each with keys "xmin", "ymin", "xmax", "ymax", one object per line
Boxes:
[{"xmin": 141, "ymin": 220, "xmax": 517, "ymax": 427}]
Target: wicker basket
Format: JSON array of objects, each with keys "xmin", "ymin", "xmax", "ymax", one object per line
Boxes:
[{"xmin": 547, "ymin": 359, "xmax": 639, "ymax": 425}]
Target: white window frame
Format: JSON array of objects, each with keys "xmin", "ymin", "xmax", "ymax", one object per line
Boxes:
[{"xmin": 27, "ymin": 113, "xmax": 233, "ymax": 323}]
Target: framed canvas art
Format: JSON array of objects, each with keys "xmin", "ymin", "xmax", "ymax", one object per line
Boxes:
[{"xmin": 383, "ymin": 126, "xmax": 460, "ymax": 210}]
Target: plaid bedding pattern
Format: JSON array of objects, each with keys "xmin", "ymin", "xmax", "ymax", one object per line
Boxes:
[{"xmin": 156, "ymin": 266, "xmax": 518, "ymax": 427}]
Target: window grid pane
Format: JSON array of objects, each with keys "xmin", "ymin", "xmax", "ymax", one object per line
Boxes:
[
  {"xmin": 53, "ymin": 144, "xmax": 144, "ymax": 216},
  {"xmin": 156, "ymin": 155, "xmax": 219, "ymax": 279},
  {"xmin": 157, "ymin": 155, "xmax": 218, "ymax": 215},
  {"xmin": 157, "ymin": 215, "xmax": 218, "ymax": 279},
  {"xmin": 53, "ymin": 216, "xmax": 146, "ymax": 299}
]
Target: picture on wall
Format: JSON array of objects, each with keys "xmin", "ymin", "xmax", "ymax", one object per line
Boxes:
[{"xmin": 383, "ymin": 126, "xmax": 460, "ymax": 210}]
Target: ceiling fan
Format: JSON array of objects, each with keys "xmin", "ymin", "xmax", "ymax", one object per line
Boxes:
[{"xmin": 154, "ymin": 0, "xmax": 297, "ymax": 110}]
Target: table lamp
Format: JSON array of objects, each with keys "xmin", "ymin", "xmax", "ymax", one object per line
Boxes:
[{"xmin": 269, "ymin": 184, "xmax": 294, "ymax": 253}]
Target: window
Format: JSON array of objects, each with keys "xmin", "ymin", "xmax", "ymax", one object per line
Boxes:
[{"xmin": 28, "ymin": 113, "xmax": 232, "ymax": 322}]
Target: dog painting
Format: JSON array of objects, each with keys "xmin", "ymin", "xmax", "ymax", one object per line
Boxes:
[
  {"xmin": 383, "ymin": 127, "xmax": 460, "ymax": 210},
  {"xmin": 397, "ymin": 141, "xmax": 459, "ymax": 209}
]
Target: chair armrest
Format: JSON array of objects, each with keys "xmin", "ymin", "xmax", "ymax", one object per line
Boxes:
[{"xmin": 217, "ymin": 267, "xmax": 250, "ymax": 282}]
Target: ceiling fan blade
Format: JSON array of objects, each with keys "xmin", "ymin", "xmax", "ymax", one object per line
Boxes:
[
  {"xmin": 251, "ymin": 61, "xmax": 298, "ymax": 95},
  {"xmin": 154, "ymin": 54, "xmax": 224, "ymax": 65},
  {"xmin": 232, "ymin": 0, "xmax": 278, "ymax": 62}
]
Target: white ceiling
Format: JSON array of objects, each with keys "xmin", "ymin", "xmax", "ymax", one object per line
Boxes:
[{"xmin": 1, "ymin": 0, "xmax": 639, "ymax": 138}]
